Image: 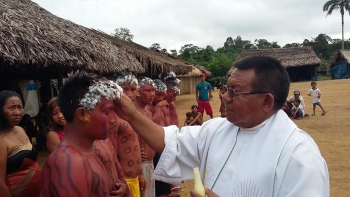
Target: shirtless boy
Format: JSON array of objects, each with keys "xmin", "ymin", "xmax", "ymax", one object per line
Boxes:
[
  {"xmin": 113, "ymin": 71, "xmax": 146, "ymax": 197},
  {"xmin": 163, "ymin": 79, "xmax": 180, "ymax": 126},
  {"xmin": 134, "ymin": 77, "xmax": 156, "ymax": 197},
  {"xmin": 42, "ymin": 72, "xmax": 126, "ymax": 197}
]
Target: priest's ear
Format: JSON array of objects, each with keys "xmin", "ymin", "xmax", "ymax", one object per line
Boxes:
[{"xmin": 262, "ymin": 93, "xmax": 275, "ymax": 112}]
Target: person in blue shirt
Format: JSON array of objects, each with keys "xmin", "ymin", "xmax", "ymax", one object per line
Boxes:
[{"xmin": 195, "ymin": 73, "xmax": 213, "ymax": 119}]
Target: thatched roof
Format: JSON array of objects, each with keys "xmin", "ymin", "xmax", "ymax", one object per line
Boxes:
[
  {"xmin": 227, "ymin": 47, "xmax": 321, "ymax": 76},
  {"xmin": 91, "ymin": 29, "xmax": 197, "ymax": 76},
  {"xmin": 0, "ymin": 0, "xmax": 145, "ymax": 79},
  {"xmin": 330, "ymin": 49, "xmax": 350, "ymax": 67}
]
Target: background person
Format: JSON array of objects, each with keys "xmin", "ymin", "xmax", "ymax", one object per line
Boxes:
[
  {"xmin": 308, "ymin": 81, "xmax": 326, "ymax": 116},
  {"xmin": 0, "ymin": 91, "xmax": 41, "ymax": 197},
  {"xmin": 45, "ymin": 97, "xmax": 66, "ymax": 153},
  {"xmin": 195, "ymin": 73, "xmax": 213, "ymax": 119}
]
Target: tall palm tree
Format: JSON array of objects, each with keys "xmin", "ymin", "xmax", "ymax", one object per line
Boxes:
[{"xmin": 323, "ymin": 0, "xmax": 350, "ymax": 49}]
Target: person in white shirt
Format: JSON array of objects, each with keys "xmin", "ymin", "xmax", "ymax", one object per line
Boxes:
[
  {"xmin": 114, "ymin": 56, "xmax": 330, "ymax": 197},
  {"xmin": 308, "ymin": 81, "xmax": 326, "ymax": 116},
  {"xmin": 291, "ymin": 98, "xmax": 304, "ymax": 119}
]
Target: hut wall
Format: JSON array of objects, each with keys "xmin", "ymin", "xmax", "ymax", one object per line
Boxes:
[
  {"xmin": 286, "ymin": 66, "xmax": 316, "ymax": 82},
  {"xmin": 177, "ymin": 76, "xmax": 201, "ymax": 94}
]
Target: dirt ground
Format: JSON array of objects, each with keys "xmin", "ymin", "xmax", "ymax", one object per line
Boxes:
[
  {"xmin": 173, "ymin": 79, "xmax": 350, "ymax": 197},
  {"xmin": 38, "ymin": 79, "xmax": 350, "ymax": 196}
]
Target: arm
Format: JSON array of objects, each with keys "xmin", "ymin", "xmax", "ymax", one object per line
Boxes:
[
  {"xmin": 196, "ymin": 90, "xmax": 199, "ymax": 102},
  {"xmin": 0, "ymin": 139, "xmax": 11, "ymax": 197},
  {"xmin": 209, "ymin": 89, "xmax": 213, "ymax": 101},
  {"xmin": 115, "ymin": 94, "xmax": 165, "ymax": 154},
  {"xmin": 46, "ymin": 131, "xmax": 61, "ymax": 153},
  {"xmin": 190, "ymin": 113, "xmax": 202, "ymax": 125}
]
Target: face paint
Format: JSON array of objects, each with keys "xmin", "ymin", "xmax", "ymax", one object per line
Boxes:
[
  {"xmin": 137, "ymin": 77, "xmax": 156, "ymax": 90},
  {"xmin": 80, "ymin": 80, "xmax": 123, "ymax": 111}
]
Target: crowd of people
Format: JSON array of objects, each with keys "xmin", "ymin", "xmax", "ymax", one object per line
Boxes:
[
  {"xmin": 282, "ymin": 81, "xmax": 327, "ymax": 119},
  {"xmin": 0, "ymin": 56, "xmax": 330, "ymax": 197}
]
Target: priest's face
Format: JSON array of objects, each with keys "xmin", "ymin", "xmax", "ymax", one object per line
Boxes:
[{"xmin": 222, "ymin": 68, "xmax": 266, "ymax": 128}]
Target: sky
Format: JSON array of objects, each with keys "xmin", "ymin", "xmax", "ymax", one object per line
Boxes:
[{"xmin": 32, "ymin": 0, "xmax": 350, "ymax": 52}]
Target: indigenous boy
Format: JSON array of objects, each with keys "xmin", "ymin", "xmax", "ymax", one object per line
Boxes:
[
  {"xmin": 308, "ymin": 81, "xmax": 326, "ymax": 116},
  {"xmin": 113, "ymin": 71, "xmax": 146, "ymax": 197},
  {"xmin": 163, "ymin": 79, "xmax": 180, "ymax": 126},
  {"xmin": 134, "ymin": 77, "xmax": 156, "ymax": 197},
  {"xmin": 184, "ymin": 112, "xmax": 194, "ymax": 126},
  {"xmin": 42, "ymin": 72, "xmax": 126, "ymax": 197},
  {"xmin": 219, "ymin": 86, "xmax": 227, "ymax": 117},
  {"xmin": 291, "ymin": 98, "xmax": 304, "ymax": 120},
  {"xmin": 151, "ymin": 79, "xmax": 172, "ymax": 197},
  {"xmin": 152, "ymin": 79, "xmax": 171, "ymax": 126},
  {"xmin": 190, "ymin": 105, "xmax": 203, "ymax": 126}
]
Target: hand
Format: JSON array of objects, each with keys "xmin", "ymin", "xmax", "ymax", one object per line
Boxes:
[
  {"xmin": 157, "ymin": 100, "xmax": 169, "ymax": 108},
  {"xmin": 140, "ymin": 148, "xmax": 147, "ymax": 162},
  {"xmin": 190, "ymin": 186, "xmax": 219, "ymax": 197},
  {"xmin": 138, "ymin": 173, "xmax": 147, "ymax": 194},
  {"xmin": 110, "ymin": 181, "xmax": 126, "ymax": 196},
  {"xmin": 114, "ymin": 93, "xmax": 138, "ymax": 121}
]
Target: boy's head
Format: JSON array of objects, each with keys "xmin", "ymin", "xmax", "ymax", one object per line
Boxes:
[
  {"xmin": 137, "ymin": 77, "xmax": 156, "ymax": 105},
  {"xmin": 311, "ymin": 81, "xmax": 317, "ymax": 89},
  {"xmin": 58, "ymin": 72, "xmax": 122, "ymax": 139},
  {"xmin": 191, "ymin": 105, "xmax": 198, "ymax": 113},
  {"xmin": 153, "ymin": 79, "xmax": 167, "ymax": 105},
  {"xmin": 294, "ymin": 98, "xmax": 301, "ymax": 107},
  {"xmin": 186, "ymin": 112, "xmax": 193, "ymax": 120},
  {"xmin": 113, "ymin": 71, "xmax": 138, "ymax": 102},
  {"xmin": 164, "ymin": 79, "xmax": 180, "ymax": 103}
]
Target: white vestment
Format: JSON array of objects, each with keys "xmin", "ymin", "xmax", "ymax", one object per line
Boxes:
[{"xmin": 153, "ymin": 110, "xmax": 329, "ymax": 197}]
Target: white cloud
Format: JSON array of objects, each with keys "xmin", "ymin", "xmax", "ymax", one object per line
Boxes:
[{"xmin": 32, "ymin": 0, "xmax": 350, "ymax": 51}]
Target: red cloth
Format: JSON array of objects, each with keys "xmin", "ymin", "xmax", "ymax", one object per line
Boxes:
[
  {"xmin": 198, "ymin": 100, "xmax": 213, "ymax": 115},
  {"xmin": 6, "ymin": 158, "xmax": 41, "ymax": 197}
]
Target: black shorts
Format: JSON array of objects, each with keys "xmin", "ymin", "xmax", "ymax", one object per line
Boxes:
[{"xmin": 153, "ymin": 152, "xmax": 171, "ymax": 195}]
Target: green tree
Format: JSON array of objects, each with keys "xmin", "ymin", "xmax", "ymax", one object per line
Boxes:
[
  {"xmin": 170, "ymin": 49, "xmax": 178, "ymax": 56},
  {"xmin": 323, "ymin": 0, "xmax": 350, "ymax": 49},
  {"xmin": 149, "ymin": 43, "xmax": 161, "ymax": 51},
  {"xmin": 113, "ymin": 27, "xmax": 134, "ymax": 41}
]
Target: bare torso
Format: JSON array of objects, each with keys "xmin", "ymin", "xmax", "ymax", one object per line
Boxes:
[
  {"xmin": 42, "ymin": 145, "xmax": 110, "ymax": 197},
  {"xmin": 169, "ymin": 102, "xmax": 179, "ymax": 126},
  {"xmin": 135, "ymin": 104, "xmax": 156, "ymax": 161},
  {"xmin": 109, "ymin": 119, "xmax": 142, "ymax": 178}
]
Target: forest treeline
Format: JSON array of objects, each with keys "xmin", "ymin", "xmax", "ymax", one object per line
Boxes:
[
  {"xmin": 151, "ymin": 34, "xmax": 349, "ymax": 87},
  {"xmin": 113, "ymin": 28, "xmax": 348, "ymax": 87}
]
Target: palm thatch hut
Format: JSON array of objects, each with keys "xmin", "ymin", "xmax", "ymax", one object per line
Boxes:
[
  {"xmin": 227, "ymin": 47, "xmax": 321, "ymax": 82},
  {"xmin": 329, "ymin": 50, "xmax": 350, "ymax": 79},
  {"xmin": 91, "ymin": 29, "xmax": 195, "ymax": 77},
  {"xmin": 0, "ymin": 0, "xmax": 146, "ymax": 82},
  {"xmin": 177, "ymin": 65, "xmax": 211, "ymax": 94}
]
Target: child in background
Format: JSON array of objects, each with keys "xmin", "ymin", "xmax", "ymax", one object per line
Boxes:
[
  {"xmin": 190, "ymin": 105, "xmax": 203, "ymax": 126},
  {"xmin": 219, "ymin": 86, "xmax": 227, "ymax": 117},
  {"xmin": 45, "ymin": 97, "xmax": 66, "ymax": 153},
  {"xmin": 291, "ymin": 98, "xmax": 304, "ymax": 120},
  {"xmin": 307, "ymin": 81, "xmax": 326, "ymax": 116},
  {"xmin": 184, "ymin": 112, "xmax": 194, "ymax": 126}
]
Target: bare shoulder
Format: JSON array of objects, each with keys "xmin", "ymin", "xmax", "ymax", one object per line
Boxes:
[
  {"xmin": 47, "ymin": 130, "xmax": 59, "ymax": 138},
  {"xmin": 117, "ymin": 118, "xmax": 133, "ymax": 135},
  {"xmin": 45, "ymin": 145, "xmax": 88, "ymax": 166}
]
